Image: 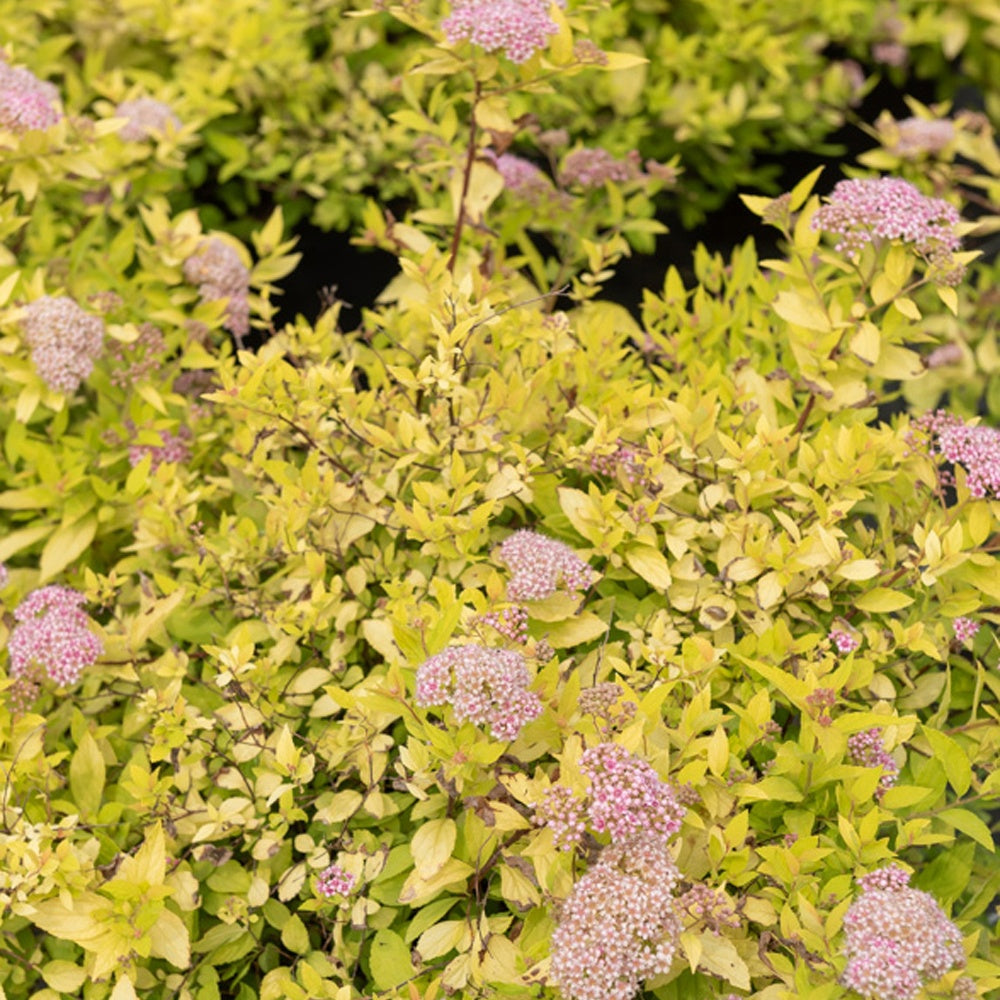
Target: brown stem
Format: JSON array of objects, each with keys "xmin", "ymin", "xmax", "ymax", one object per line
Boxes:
[{"xmin": 447, "ymin": 80, "xmax": 482, "ymax": 274}]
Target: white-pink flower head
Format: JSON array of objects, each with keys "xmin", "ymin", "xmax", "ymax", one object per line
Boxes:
[
  {"xmin": 7, "ymin": 586, "xmax": 103, "ymax": 687},
  {"xmin": 841, "ymin": 866, "xmax": 965, "ymax": 1000},
  {"xmin": 183, "ymin": 237, "xmax": 251, "ymax": 338},
  {"xmin": 442, "ymin": 0, "xmax": 564, "ymax": 64},
  {"xmin": 498, "ymin": 529, "xmax": 592, "ymax": 601},
  {"xmin": 416, "ymin": 644, "xmax": 542, "ymax": 740},
  {"xmin": 115, "ymin": 97, "xmax": 180, "ymax": 141},
  {"xmin": 0, "ymin": 59, "xmax": 62, "ymax": 132},
  {"xmin": 21, "ymin": 296, "xmax": 105, "ymax": 394}
]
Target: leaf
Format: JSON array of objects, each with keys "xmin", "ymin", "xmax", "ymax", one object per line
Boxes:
[
  {"xmin": 547, "ymin": 613, "xmax": 609, "ymax": 648},
  {"xmin": 411, "ymin": 818, "xmax": 457, "ymax": 879},
  {"xmin": 148, "ymin": 909, "xmax": 191, "ymax": 968},
  {"xmin": 398, "ymin": 859, "xmax": 473, "ymax": 906},
  {"xmin": 788, "ymin": 167, "xmax": 824, "ymax": 212},
  {"xmin": 41, "ymin": 961, "xmax": 87, "ymax": 992},
  {"xmin": 938, "ymin": 808, "xmax": 995, "ymax": 852},
  {"xmin": 922, "ymin": 727, "xmax": 971, "ymax": 796},
  {"xmin": 854, "ymin": 588, "xmax": 913, "ymax": 613},
  {"xmin": 110, "ymin": 978, "xmax": 138, "ymax": 1000},
  {"xmin": 600, "ymin": 51, "xmax": 649, "ymax": 71},
  {"xmin": 416, "ymin": 920, "xmax": 466, "ymax": 961},
  {"xmin": 280, "ymin": 914, "xmax": 311, "ymax": 955},
  {"xmin": 30, "ymin": 894, "xmax": 107, "ymax": 946},
  {"xmin": 893, "ymin": 296, "xmax": 921, "ymax": 321},
  {"xmin": 707, "ymin": 726, "xmax": 728, "ymax": 778},
  {"xmin": 772, "ymin": 290, "xmax": 831, "ymax": 332},
  {"xmin": 836, "ymin": 559, "xmax": 881, "ymax": 581},
  {"xmin": 369, "ymin": 929, "xmax": 415, "ymax": 990},
  {"xmin": 697, "ymin": 933, "xmax": 751, "ymax": 989},
  {"xmin": 850, "ymin": 322, "xmax": 880, "ymax": 365},
  {"xmin": 69, "ymin": 732, "xmax": 105, "ymax": 819},
  {"xmin": 624, "ymin": 545, "xmax": 672, "ymax": 590},
  {"xmin": 40, "ymin": 514, "xmax": 97, "ymax": 582}
]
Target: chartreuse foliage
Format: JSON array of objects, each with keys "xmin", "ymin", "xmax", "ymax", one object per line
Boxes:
[{"xmin": 1, "ymin": 4, "xmax": 1000, "ymax": 1000}]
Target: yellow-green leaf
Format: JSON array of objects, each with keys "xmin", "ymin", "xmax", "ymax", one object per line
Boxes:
[
  {"xmin": 854, "ymin": 588, "xmax": 914, "ymax": 613},
  {"xmin": 40, "ymin": 514, "xmax": 97, "ymax": 582},
  {"xmin": 70, "ymin": 731, "xmax": 105, "ymax": 819},
  {"xmin": 411, "ymin": 818, "xmax": 457, "ymax": 879},
  {"xmin": 369, "ymin": 929, "xmax": 414, "ymax": 990},
  {"xmin": 624, "ymin": 545, "xmax": 672, "ymax": 590},
  {"xmin": 148, "ymin": 909, "xmax": 191, "ymax": 968}
]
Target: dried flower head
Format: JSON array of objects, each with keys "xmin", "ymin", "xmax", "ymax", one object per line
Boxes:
[
  {"xmin": 550, "ymin": 833, "xmax": 682, "ymax": 1000},
  {"xmin": 183, "ymin": 237, "xmax": 251, "ymax": 339},
  {"xmin": 842, "ymin": 866, "xmax": 965, "ymax": 1000},
  {"xmin": 442, "ymin": 0, "xmax": 563, "ymax": 64},
  {"xmin": 498, "ymin": 530, "xmax": 592, "ymax": 601},
  {"xmin": 7, "ymin": 586, "xmax": 103, "ymax": 687},
  {"xmin": 415, "ymin": 644, "xmax": 542, "ymax": 740},
  {"xmin": 115, "ymin": 97, "xmax": 180, "ymax": 141},
  {"xmin": 21, "ymin": 296, "xmax": 105, "ymax": 394},
  {"xmin": 0, "ymin": 58, "xmax": 62, "ymax": 132}
]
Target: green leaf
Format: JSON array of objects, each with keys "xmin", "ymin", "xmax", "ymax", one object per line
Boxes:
[
  {"xmin": 922, "ymin": 727, "xmax": 971, "ymax": 796},
  {"xmin": 368, "ymin": 929, "xmax": 414, "ymax": 990},
  {"xmin": 41, "ymin": 961, "xmax": 87, "ymax": 992},
  {"xmin": 624, "ymin": 545, "xmax": 672, "ymax": 590},
  {"xmin": 148, "ymin": 909, "xmax": 191, "ymax": 968},
  {"xmin": 411, "ymin": 818, "xmax": 457, "ymax": 879},
  {"xmin": 854, "ymin": 588, "xmax": 914, "ymax": 613},
  {"xmin": 280, "ymin": 915, "xmax": 311, "ymax": 955},
  {"xmin": 788, "ymin": 166, "xmax": 824, "ymax": 213},
  {"xmin": 937, "ymin": 808, "xmax": 995, "ymax": 852},
  {"xmin": 40, "ymin": 514, "xmax": 98, "ymax": 582},
  {"xmin": 69, "ymin": 731, "xmax": 106, "ymax": 819}
]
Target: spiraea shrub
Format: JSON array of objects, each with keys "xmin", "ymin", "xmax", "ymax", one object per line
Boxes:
[{"xmin": 0, "ymin": 4, "xmax": 999, "ymax": 1000}]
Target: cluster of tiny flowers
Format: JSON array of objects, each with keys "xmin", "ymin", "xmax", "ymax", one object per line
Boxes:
[
  {"xmin": 492, "ymin": 153, "xmax": 568, "ymax": 209},
  {"xmin": 535, "ymin": 785, "xmax": 586, "ymax": 850},
  {"xmin": 890, "ymin": 117, "xmax": 955, "ymax": 157},
  {"xmin": 415, "ymin": 644, "xmax": 542, "ymax": 740},
  {"xmin": 589, "ymin": 441, "xmax": 651, "ymax": 488},
  {"xmin": 841, "ymin": 866, "xmax": 965, "ymax": 1000},
  {"xmin": 479, "ymin": 604, "xmax": 529, "ymax": 644},
  {"xmin": 677, "ymin": 883, "xmax": 741, "ymax": 934},
  {"xmin": 442, "ymin": 0, "xmax": 563, "ymax": 64},
  {"xmin": 812, "ymin": 177, "xmax": 962, "ymax": 271},
  {"xmin": 0, "ymin": 563, "xmax": 7, "ymax": 587},
  {"xmin": 581, "ymin": 743, "xmax": 685, "ymax": 844},
  {"xmin": 550, "ymin": 833, "xmax": 682, "ymax": 1000},
  {"xmin": 21, "ymin": 296, "xmax": 105, "ymax": 394},
  {"xmin": 108, "ymin": 323, "xmax": 165, "ymax": 386},
  {"xmin": 830, "ymin": 628, "xmax": 861, "ymax": 655},
  {"xmin": 498, "ymin": 530, "xmax": 592, "ymax": 601},
  {"xmin": 7, "ymin": 586, "xmax": 103, "ymax": 687},
  {"xmin": 114, "ymin": 97, "xmax": 180, "ymax": 141},
  {"xmin": 847, "ymin": 729, "xmax": 899, "ymax": 798},
  {"xmin": 910, "ymin": 410, "xmax": 1000, "ymax": 499},
  {"xmin": 316, "ymin": 864, "xmax": 355, "ymax": 898},
  {"xmin": 952, "ymin": 617, "xmax": 980, "ymax": 646},
  {"xmin": 806, "ymin": 686, "xmax": 837, "ymax": 726},
  {"xmin": 560, "ymin": 148, "xmax": 642, "ymax": 190},
  {"xmin": 578, "ymin": 682, "xmax": 637, "ymax": 735},
  {"xmin": 128, "ymin": 427, "xmax": 192, "ymax": 471},
  {"xmin": 0, "ymin": 58, "xmax": 62, "ymax": 132},
  {"xmin": 182, "ymin": 237, "xmax": 251, "ymax": 339},
  {"xmin": 925, "ymin": 343, "xmax": 963, "ymax": 369}
]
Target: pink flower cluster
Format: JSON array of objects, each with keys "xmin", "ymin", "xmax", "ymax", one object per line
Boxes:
[
  {"xmin": 442, "ymin": 0, "xmax": 564, "ymax": 64},
  {"xmin": 0, "ymin": 58, "xmax": 62, "ymax": 133},
  {"xmin": 560, "ymin": 148, "xmax": 642, "ymax": 190},
  {"xmin": 891, "ymin": 117, "xmax": 955, "ymax": 157},
  {"xmin": 492, "ymin": 153, "xmax": 567, "ymax": 210},
  {"xmin": 115, "ymin": 97, "xmax": 180, "ymax": 141},
  {"xmin": 535, "ymin": 784, "xmax": 586, "ymax": 851},
  {"xmin": 7, "ymin": 586, "xmax": 103, "ymax": 687},
  {"xmin": 578, "ymin": 682, "xmax": 637, "ymax": 735},
  {"xmin": 415, "ymin": 644, "xmax": 542, "ymax": 740},
  {"xmin": 846, "ymin": 729, "xmax": 899, "ymax": 798},
  {"xmin": 589, "ymin": 441, "xmax": 651, "ymax": 488},
  {"xmin": 108, "ymin": 323, "xmax": 166, "ymax": 386},
  {"xmin": 498, "ymin": 530, "xmax": 592, "ymax": 601},
  {"xmin": 21, "ymin": 296, "xmax": 105, "ymax": 394},
  {"xmin": 316, "ymin": 864, "xmax": 354, "ymax": 898},
  {"xmin": 952, "ymin": 617, "xmax": 980, "ymax": 646},
  {"xmin": 550, "ymin": 833, "xmax": 682, "ymax": 1000},
  {"xmin": 182, "ymin": 237, "xmax": 251, "ymax": 339},
  {"xmin": 830, "ymin": 628, "xmax": 861, "ymax": 655},
  {"xmin": 812, "ymin": 177, "xmax": 962, "ymax": 270},
  {"xmin": 677, "ymin": 883, "xmax": 741, "ymax": 933},
  {"xmin": 910, "ymin": 410, "xmax": 1000, "ymax": 499},
  {"xmin": 582, "ymin": 743, "xmax": 685, "ymax": 844},
  {"xmin": 128, "ymin": 427, "xmax": 192, "ymax": 471},
  {"xmin": 479, "ymin": 603, "xmax": 529, "ymax": 644},
  {"xmin": 841, "ymin": 866, "xmax": 965, "ymax": 1000}
]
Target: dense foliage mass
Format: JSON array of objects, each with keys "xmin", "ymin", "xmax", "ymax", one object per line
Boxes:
[{"xmin": 1, "ymin": 3, "xmax": 1000, "ymax": 1000}]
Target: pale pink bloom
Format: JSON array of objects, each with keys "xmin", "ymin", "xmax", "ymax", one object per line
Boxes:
[
  {"xmin": 952, "ymin": 617, "xmax": 980, "ymax": 645},
  {"xmin": 535, "ymin": 785, "xmax": 586, "ymax": 850},
  {"xmin": 925, "ymin": 343, "xmax": 963, "ymax": 369},
  {"xmin": 910, "ymin": 410, "xmax": 1000, "ymax": 499},
  {"xmin": 0, "ymin": 59, "xmax": 61, "ymax": 132},
  {"xmin": 21, "ymin": 296, "xmax": 105, "ymax": 394},
  {"xmin": 128, "ymin": 427, "xmax": 192, "ymax": 470},
  {"xmin": 416, "ymin": 644, "xmax": 542, "ymax": 740},
  {"xmin": 812, "ymin": 177, "xmax": 962, "ymax": 268},
  {"xmin": 560, "ymin": 148, "xmax": 641, "ymax": 189},
  {"xmin": 498, "ymin": 530, "xmax": 592, "ymax": 601},
  {"xmin": 550, "ymin": 833, "xmax": 682, "ymax": 1000},
  {"xmin": 892, "ymin": 117, "xmax": 955, "ymax": 157},
  {"xmin": 442, "ymin": 0, "xmax": 564, "ymax": 64},
  {"xmin": 183, "ymin": 237, "xmax": 251, "ymax": 338},
  {"xmin": 830, "ymin": 628, "xmax": 860, "ymax": 654},
  {"xmin": 842, "ymin": 866, "xmax": 965, "ymax": 1000},
  {"xmin": 115, "ymin": 97, "xmax": 180, "ymax": 141},
  {"xmin": 7, "ymin": 586, "xmax": 103, "ymax": 687}
]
